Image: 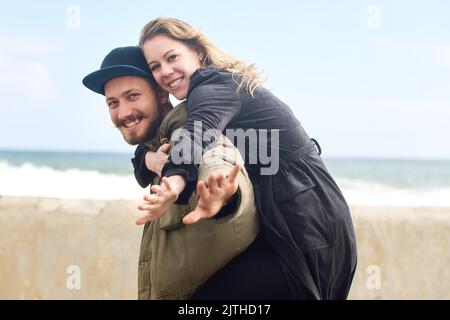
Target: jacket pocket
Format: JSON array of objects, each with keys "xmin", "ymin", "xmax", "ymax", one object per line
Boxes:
[
  {"xmin": 159, "ymin": 210, "xmax": 185, "ymax": 231},
  {"xmin": 272, "ymin": 166, "xmax": 316, "ymax": 203},
  {"xmin": 138, "ymin": 260, "xmax": 151, "ymax": 300},
  {"xmin": 271, "ymin": 166, "xmax": 333, "ymax": 253},
  {"xmin": 159, "ymin": 204, "xmax": 191, "ymax": 231},
  {"xmin": 138, "ymin": 223, "xmax": 153, "ymax": 299}
]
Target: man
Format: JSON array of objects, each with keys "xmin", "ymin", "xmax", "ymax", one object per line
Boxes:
[{"xmin": 82, "ymin": 46, "xmax": 258, "ymax": 299}]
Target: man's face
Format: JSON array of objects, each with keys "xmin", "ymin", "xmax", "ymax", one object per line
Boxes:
[{"xmin": 105, "ymin": 76, "xmax": 162, "ymax": 145}]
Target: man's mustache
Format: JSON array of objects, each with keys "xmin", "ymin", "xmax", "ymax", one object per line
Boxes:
[{"xmin": 115, "ymin": 113, "xmax": 144, "ymax": 128}]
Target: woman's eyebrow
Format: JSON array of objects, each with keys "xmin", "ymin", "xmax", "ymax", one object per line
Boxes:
[
  {"xmin": 163, "ymin": 49, "xmax": 175, "ymax": 58},
  {"xmin": 148, "ymin": 49, "xmax": 175, "ymax": 65}
]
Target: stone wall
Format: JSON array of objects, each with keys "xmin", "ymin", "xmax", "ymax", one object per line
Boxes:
[{"xmin": 0, "ymin": 196, "xmax": 448, "ymax": 299}]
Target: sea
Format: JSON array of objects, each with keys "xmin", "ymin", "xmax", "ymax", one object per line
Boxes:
[{"xmin": 1, "ymin": 150, "xmax": 449, "ymax": 206}]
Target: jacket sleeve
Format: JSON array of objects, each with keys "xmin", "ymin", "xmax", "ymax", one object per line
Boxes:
[
  {"xmin": 195, "ymin": 131, "xmax": 255, "ymax": 222},
  {"xmin": 163, "ymin": 69, "xmax": 242, "ymax": 204},
  {"xmin": 214, "ymin": 189, "xmax": 240, "ymax": 219},
  {"xmin": 131, "ymin": 143, "xmax": 156, "ymax": 188}
]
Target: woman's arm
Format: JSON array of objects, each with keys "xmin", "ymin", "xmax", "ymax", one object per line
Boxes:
[
  {"xmin": 135, "ymin": 175, "xmax": 186, "ymax": 225},
  {"xmin": 163, "ymin": 70, "xmax": 243, "ymax": 204},
  {"xmin": 132, "ymin": 143, "xmax": 171, "ymax": 186},
  {"xmin": 131, "ymin": 143, "xmax": 155, "ymax": 188}
]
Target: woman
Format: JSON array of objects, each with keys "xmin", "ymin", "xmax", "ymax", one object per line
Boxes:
[{"xmin": 133, "ymin": 17, "xmax": 357, "ymax": 299}]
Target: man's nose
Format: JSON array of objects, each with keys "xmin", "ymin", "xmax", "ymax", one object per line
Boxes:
[{"xmin": 118, "ymin": 102, "xmax": 133, "ymax": 121}]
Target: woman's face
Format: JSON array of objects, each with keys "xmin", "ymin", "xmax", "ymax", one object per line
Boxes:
[{"xmin": 143, "ymin": 34, "xmax": 202, "ymax": 100}]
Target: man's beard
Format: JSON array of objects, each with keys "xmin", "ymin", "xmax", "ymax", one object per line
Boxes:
[{"xmin": 123, "ymin": 103, "xmax": 164, "ymax": 145}]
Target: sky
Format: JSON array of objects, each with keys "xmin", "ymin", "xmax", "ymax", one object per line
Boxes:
[{"xmin": 0, "ymin": 0, "xmax": 449, "ymax": 159}]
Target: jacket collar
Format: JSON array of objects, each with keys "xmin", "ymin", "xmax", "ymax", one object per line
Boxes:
[{"xmin": 144, "ymin": 101, "xmax": 188, "ymax": 151}]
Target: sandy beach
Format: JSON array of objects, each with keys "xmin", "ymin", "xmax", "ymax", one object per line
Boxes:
[{"xmin": 0, "ymin": 195, "xmax": 449, "ymax": 299}]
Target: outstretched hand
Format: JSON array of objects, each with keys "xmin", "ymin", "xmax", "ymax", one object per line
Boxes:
[
  {"xmin": 135, "ymin": 177, "xmax": 178, "ymax": 225},
  {"xmin": 183, "ymin": 164, "xmax": 241, "ymax": 225}
]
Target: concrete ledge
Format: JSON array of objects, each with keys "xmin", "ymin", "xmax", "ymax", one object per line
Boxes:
[{"xmin": 0, "ymin": 196, "xmax": 448, "ymax": 299}]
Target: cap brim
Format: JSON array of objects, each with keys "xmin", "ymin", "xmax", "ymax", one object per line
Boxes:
[{"xmin": 82, "ymin": 65, "xmax": 152, "ymax": 95}]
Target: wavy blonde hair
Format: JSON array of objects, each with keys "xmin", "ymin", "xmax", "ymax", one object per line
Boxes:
[{"xmin": 139, "ymin": 17, "xmax": 264, "ymax": 96}]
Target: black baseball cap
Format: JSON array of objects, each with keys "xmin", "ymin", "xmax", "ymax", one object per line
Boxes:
[{"xmin": 82, "ymin": 46, "xmax": 155, "ymax": 95}]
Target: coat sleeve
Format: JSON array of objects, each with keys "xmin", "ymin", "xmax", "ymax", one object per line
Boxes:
[
  {"xmin": 163, "ymin": 69, "xmax": 242, "ymax": 204},
  {"xmin": 131, "ymin": 143, "xmax": 156, "ymax": 188},
  {"xmin": 214, "ymin": 189, "xmax": 240, "ymax": 218},
  {"xmin": 195, "ymin": 135, "xmax": 256, "ymax": 224}
]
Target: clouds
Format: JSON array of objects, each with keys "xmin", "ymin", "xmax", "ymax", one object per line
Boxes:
[
  {"xmin": 433, "ymin": 45, "xmax": 450, "ymax": 68},
  {"xmin": 0, "ymin": 35, "xmax": 62, "ymax": 106},
  {"xmin": 375, "ymin": 40, "xmax": 450, "ymax": 73},
  {"xmin": 386, "ymin": 101, "xmax": 450, "ymax": 116},
  {"xmin": 1, "ymin": 1, "xmax": 449, "ymax": 158},
  {"xmin": 0, "ymin": 58, "xmax": 55, "ymax": 104}
]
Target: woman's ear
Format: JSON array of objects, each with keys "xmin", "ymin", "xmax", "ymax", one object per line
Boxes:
[{"xmin": 197, "ymin": 50, "xmax": 205, "ymax": 63}]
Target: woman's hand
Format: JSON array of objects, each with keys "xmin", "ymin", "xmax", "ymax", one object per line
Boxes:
[
  {"xmin": 145, "ymin": 143, "xmax": 170, "ymax": 177},
  {"xmin": 135, "ymin": 175, "xmax": 186, "ymax": 225},
  {"xmin": 183, "ymin": 164, "xmax": 241, "ymax": 225}
]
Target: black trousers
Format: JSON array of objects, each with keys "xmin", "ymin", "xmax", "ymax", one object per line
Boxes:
[{"xmin": 190, "ymin": 234, "xmax": 294, "ymax": 300}]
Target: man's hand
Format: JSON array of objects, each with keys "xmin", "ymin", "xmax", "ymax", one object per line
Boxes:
[
  {"xmin": 145, "ymin": 143, "xmax": 170, "ymax": 177},
  {"xmin": 183, "ymin": 164, "xmax": 241, "ymax": 225}
]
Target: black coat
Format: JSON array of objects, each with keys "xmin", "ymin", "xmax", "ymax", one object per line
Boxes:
[{"xmin": 132, "ymin": 68, "xmax": 357, "ymax": 299}]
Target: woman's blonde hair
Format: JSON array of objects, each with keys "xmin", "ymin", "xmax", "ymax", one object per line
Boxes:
[{"xmin": 139, "ymin": 17, "xmax": 264, "ymax": 96}]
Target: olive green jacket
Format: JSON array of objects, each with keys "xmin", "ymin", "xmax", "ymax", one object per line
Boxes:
[{"xmin": 138, "ymin": 102, "xmax": 259, "ymax": 300}]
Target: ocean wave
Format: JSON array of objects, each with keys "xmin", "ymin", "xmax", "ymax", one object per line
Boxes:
[
  {"xmin": 1, "ymin": 161, "xmax": 449, "ymax": 206},
  {"xmin": 336, "ymin": 177, "xmax": 450, "ymax": 207},
  {"xmin": 0, "ymin": 161, "xmax": 145, "ymax": 200}
]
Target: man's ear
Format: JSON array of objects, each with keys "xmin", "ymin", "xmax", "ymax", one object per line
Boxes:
[{"xmin": 157, "ymin": 88, "xmax": 169, "ymax": 104}]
